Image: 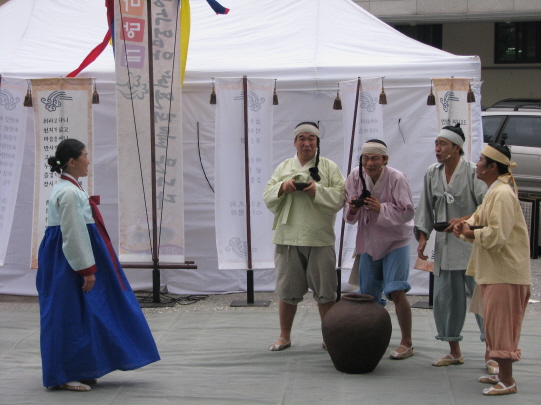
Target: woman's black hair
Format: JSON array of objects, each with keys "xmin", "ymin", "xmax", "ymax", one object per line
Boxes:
[
  {"xmin": 485, "ymin": 140, "xmax": 511, "ymax": 175},
  {"xmin": 295, "ymin": 121, "xmax": 321, "ymax": 182},
  {"xmin": 47, "ymin": 138, "xmax": 85, "ymax": 174}
]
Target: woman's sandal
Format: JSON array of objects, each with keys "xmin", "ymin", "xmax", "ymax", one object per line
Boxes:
[
  {"xmin": 482, "ymin": 382, "xmax": 517, "ymax": 396},
  {"xmin": 479, "ymin": 375, "xmax": 500, "ymax": 384},
  {"xmin": 56, "ymin": 381, "xmax": 91, "ymax": 392}
]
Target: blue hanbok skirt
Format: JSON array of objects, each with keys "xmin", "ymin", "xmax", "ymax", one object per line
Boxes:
[{"xmin": 36, "ymin": 224, "xmax": 160, "ymax": 388}]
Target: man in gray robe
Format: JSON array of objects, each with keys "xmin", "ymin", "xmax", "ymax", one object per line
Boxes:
[{"xmin": 414, "ymin": 124, "xmax": 497, "ymax": 375}]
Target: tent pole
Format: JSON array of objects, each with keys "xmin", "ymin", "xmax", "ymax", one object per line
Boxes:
[
  {"xmin": 231, "ymin": 76, "xmax": 270, "ymax": 307},
  {"xmin": 146, "ymin": 0, "xmax": 161, "ymax": 304},
  {"xmin": 336, "ymin": 78, "xmax": 361, "ymax": 301}
]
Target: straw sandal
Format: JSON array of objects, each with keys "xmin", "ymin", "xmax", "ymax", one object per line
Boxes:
[
  {"xmin": 479, "ymin": 375, "xmax": 500, "ymax": 384},
  {"xmin": 432, "ymin": 354, "xmax": 464, "ymax": 367},
  {"xmin": 486, "ymin": 360, "xmax": 499, "ymax": 375},
  {"xmin": 56, "ymin": 381, "xmax": 91, "ymax": 392},
  {"xmin": 79, "ymin": 379, "xmax": 97, "ymax": 385},
  {"xmin": 482, "ymin": 382, "xmax": 517, "ymax": 396},
  {"xmin": 269, "ymin": 338, "xmax": 291, "ymax": 351},
  {"xmin": 389, "ymin": 345, "xmax": 414, "ymax": 360}
]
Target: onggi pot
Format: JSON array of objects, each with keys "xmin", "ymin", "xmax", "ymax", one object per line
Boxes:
[{"xmin": 322, "ymin": 293, "xmax": 392, "ymax": 374}]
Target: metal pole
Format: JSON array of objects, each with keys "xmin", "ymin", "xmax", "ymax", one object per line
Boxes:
[
  {"xmin": 146, "ymin": 0, "xmax": 160, "ymax": 303},
  {"xmin": 242, "ymin": 76, "xmax": 254, "ymax": 303},
  {"xmin": 336, "ymin": 78, "xmax": 361, "ymax": 301},
  {"xmin": 230, "ymin": 76, "xmax": 270, "ymax": 307}
]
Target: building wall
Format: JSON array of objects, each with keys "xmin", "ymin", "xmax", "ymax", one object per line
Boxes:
[
  {"xmin": 355, "ymin": 0, "xmax": 541, "ymax": 20},
  {"xmin": 443, "ymin": 22, "xmax": 541, "ymax": 107},
  {"xmin": 354, "ymin": 1, "xmax": 541, "ymax": 107}
]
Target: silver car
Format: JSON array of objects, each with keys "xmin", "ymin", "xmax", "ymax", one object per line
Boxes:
[{"xmin": 482, "ymin": 108, "xmax": 541, "ymax": 194}]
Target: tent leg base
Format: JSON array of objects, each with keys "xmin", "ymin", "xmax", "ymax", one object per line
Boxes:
[{"xmin": 230, "ymin": 300, "xmax": 271, "ymax": 307}]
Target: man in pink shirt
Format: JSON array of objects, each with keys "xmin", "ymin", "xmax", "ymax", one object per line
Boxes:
[{"xmin": 344, "ymin": 139, "xmax": 415, "ymax": 359}]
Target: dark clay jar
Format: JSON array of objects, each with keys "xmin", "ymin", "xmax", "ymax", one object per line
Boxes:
[{"xmin": 322, "ymin": 293, "xmax": 392, "ymax": 374}]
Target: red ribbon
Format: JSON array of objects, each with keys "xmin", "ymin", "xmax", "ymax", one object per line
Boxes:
[
  {"xmin": 67, "ymin": 30, "xmax": 112, "ymax": 78},
  {"xmin": 89, "ymin": 196, "xmax": 126, "ymax": 291}
]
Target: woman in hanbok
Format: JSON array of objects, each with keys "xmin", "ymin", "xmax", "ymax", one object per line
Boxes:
[{"xmin": 37, "ymin": 139, "xmax": 160, "ymax": 391}]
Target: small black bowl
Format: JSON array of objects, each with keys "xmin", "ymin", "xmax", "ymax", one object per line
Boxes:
[
  {"xmin": 294, "ymin": 182, "xmax": 310, "ymax": 191},
  {"xmin": 351, "ymin": 198, "xmax": 366, "ymax": 207},
  {"xmin": 433, "ymin": 222, "xmax": 450, "ymax": 232}
]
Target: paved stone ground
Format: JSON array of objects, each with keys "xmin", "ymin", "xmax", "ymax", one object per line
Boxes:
[{"xmin": 1, "ymin": 257, "xmax": 540, "ymax": 316}]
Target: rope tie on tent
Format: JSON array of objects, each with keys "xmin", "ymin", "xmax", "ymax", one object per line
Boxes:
[
  {"xmin": 379, "ymin": 77, "xmax": 387, "ymax": 105},
  {"xmin": 210, "ymin": 77, "xmax": 217, "ymax": 104},
  {"xmin": 92, "ymin": 79, "xmax": 100, "ymax": 104},
  {"xmin": 273, "ymin": 79, "xmax": 279, "ymax": 105},
  {"xmin": 333, "ymin": 83, "xmax": 342, "ymax": 110},
  {"xmin": 427, "ymin": 79, "xmax": 436, "ymax": 106},
  {"xmin": 24, "ymin": 80, "xmax": 33, "ymax": 107},
  {"xmin": 467, "ymin": 80, "xmax": 475, "ymax": 103}
]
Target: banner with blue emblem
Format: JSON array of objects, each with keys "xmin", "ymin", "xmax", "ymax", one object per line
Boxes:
[
  {"xmin": 0, "ymin": 76, "xmax": 28, "ymax": 266},
  {"xmin": 29, "ymin": 77, "xmax": 94, "ymax": 268}
]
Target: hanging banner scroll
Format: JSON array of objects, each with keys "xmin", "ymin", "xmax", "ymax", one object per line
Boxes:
[
  {"xmin": 339, "ymin": 77, "xmax": 385, "ymax": 270},
  {"xmin": 433, "ymin": 78, "xmax": 474, "ymax": 160},
  {"xmin": 114, "ymin": 0, "xmax": 184, "ymax": 263},
  {"xmin": 30, "ymin": 77, "xmax": 94, "ymax": 268},
  {"xmin": 0, "ymin": 77, "xmax": 28, "ymax": 266},
  {"xmin": 214, "ymin": 77, "xmax": 274, "ymax": 270}
]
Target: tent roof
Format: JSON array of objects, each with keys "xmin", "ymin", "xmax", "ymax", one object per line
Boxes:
[
  {"xmin": 0, "ymin": 0, "xmax": 113, "ymax": 80},
  {"xmin": 186, "ymin": 0, "xmax": 480, "ymax": 89},
  {"xmin": 0, "ymin": 0, "xmax": 480, "ymax": 90}
]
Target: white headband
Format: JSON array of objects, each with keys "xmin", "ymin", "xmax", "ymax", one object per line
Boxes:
[
  {"xmin": 361, "ymin": 142, "xmax": 387, "ymax": 155},
  {"xmin": 294, "ymin": 124, "xmax": 319, "ymax": 137},
  {"xmin": 437, "ymin": 129, "xmax": 464, "ymax": 148}
]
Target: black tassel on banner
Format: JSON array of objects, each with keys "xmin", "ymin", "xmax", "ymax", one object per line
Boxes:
[
  {"xmin": 379, "ymin": 78, "xmax": 387, "ymax": 105},
  {"xmin": 467, "ymin": 82, "xmax": 475, "ymax": 103},
  {"xmin": 273, "ymin": 79, "xmax": 279, "ymax": 105},
  {"xmin": 333, "ymin": 83, "xmax": 342, "ymax": 110},
  {"xmin": 210, "ymin": 77, "xmax": 216, "ymax": 105},
  {"xmin": 24, "ymin": 80, "xmax": 33, "ymax": 107},
  {"xmin": 92, "ymin": 79, "xmax": 100, "ymax": 104},
  {"xmin": 427, "ymin": 80, "xmax": 436, "ymax": 106}
]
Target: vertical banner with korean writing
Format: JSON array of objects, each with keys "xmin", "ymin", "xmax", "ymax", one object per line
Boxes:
[
  {"xmin": 433, "ymin": 78, "xmax": 473, "ymax": 160},
  {"xmin": 339, "ymin": 77, "xmax": 384, "ymax": 269},
  {"xmin": 30, "ymin": 77, "xmax": 93, "ymax": 268},
  {"xmin": 115, "ymin": 0, "xmax": 184, "ymax": 263},
  {"xmin": 0, "ymin": 77, "xmax": 27, "ymax": 266},
  {"xmin": 214, "ymin": 78, "xmax": 274, "ymax": 270}
]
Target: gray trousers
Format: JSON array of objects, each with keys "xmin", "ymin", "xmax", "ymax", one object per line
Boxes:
[{"xmin": 433, "ymin": 269, "xmax": 485, "ymax": 342}]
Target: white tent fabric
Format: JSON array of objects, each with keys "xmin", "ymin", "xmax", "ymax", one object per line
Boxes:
[{"xmin": 0, "ymin": 0, "xmax": 482, "ymax": 296}]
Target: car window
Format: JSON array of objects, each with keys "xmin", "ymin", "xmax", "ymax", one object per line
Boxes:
[
  {"xmin": 501, "ymin": 116, "xmax": 541, "ymax": 148},
  {"xmin": 482, "ymin": 116, "xmax": 506, "ymax": 143}
]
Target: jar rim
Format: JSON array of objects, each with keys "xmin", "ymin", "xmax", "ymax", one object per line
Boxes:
[{"xmin": 341, "ymin": 293, "xmax": 375, "ymax": 303}]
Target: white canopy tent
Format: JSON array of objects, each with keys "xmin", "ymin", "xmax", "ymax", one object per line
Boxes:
[{"xmin": 0, "ymin": 0, "xmax": 482, "ymax": 296}]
